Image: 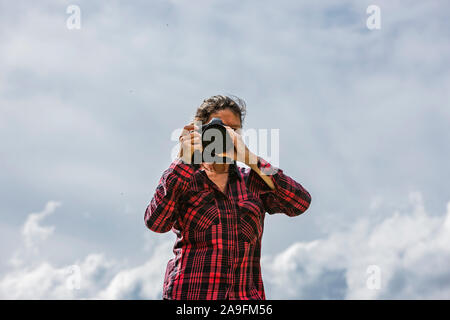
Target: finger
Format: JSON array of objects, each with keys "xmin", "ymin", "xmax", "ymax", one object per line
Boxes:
[
  {"xmin": 183, "ymin": 122, "xmax": 196, "ymax": 131},
  {"xmin": 184, "ymin": 125, "xmax": 202, "ymax": 137},
  {"xmin": 181, "ymin": 125, "xmax": 194, "ymax": 135},
  {"xmin": 180, "ymin": 127, "xmax": 198, "ymax": 142},
  {"xmin": 223, "ymin": 126, "xmax": 237, "ymax": 146},
  {"xmin": 216, "ymin": 152, "xmax": 236, "ymax": 162},
  {"xmin": 191, "ymin": 135, "xmax": 201, "ymax": 144},
  {"xmin": 181, "ymin": 133, "xmax": 196, "ymax": 141},
  {"xmin": 224, "ymin": 125, "xmax": 236, "ymax": 137},
  {"xmin": 180, "ymin": 135, "xmax": 189, "ymax": 143},
  {"xmin": 183, "ymin": 132, "xmax": 201, "ymax": 144},
  {"xmin": 188, "ymin": 132, "xmax": 201, "ymax": 141}
]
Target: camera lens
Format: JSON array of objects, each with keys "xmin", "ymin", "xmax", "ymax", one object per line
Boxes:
[{"xmin": 201, "ymin": 118, "xmax": 233, "ymax": 162}]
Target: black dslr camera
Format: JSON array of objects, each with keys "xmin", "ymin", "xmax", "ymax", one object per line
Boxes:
[{"xmin": 191, "ymin": 118, "xmax": 234, "ymax": 164}]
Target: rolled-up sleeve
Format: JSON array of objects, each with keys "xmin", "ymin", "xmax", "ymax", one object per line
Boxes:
[
  {"xmin": 249, "ymin": 157, "xmax": 312, "ymax": 217},
  {"xmin": 144, "ymin": 158, "xmax": 195, "ymax": 233}
]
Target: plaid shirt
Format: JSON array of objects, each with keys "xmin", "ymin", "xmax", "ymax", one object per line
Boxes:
[{"xmin": 145, "ymin": 156, "xmax": 312, "ymax": 300}]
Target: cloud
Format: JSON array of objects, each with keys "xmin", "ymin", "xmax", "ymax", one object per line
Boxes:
[
  {"xmin": 8, "ymin": 201, "xmax": 69, "ymax": 269},
  {"xmin": 0, "ymin": 201, "xmax": 171, "ymax": 299},
  {"xmin": 1, "ymin": 0, "xmax": 449, "ymax": 299},
  {"xmin": 262, "ymin": 192, "xmax": 450, "ymax": 299},
  {"xmin": 0, "ymin": 254, "xmax": 105, "ymax": 299},
  {"xmin": 1, "ymin": 0, "xmax": 449, "ymax": 257},
  {"xmin": 95, "ymin": 241, "xmax": 172, "ymax": 299},
  {"xmin": 22, "ymin": 201, "xmax": 60, "ymax": 250},
  {"xmin": 2, "ymin": 194, "xmax": 450, "ymax": 299},
  {"xmin": 0, "ymin": 247, "xmax": 170, "ymax": 300}
]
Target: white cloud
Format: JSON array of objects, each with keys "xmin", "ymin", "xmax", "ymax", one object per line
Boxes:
[
  {"xmin": 22, "ymin": 201, "xmax": 60, "ymax": 250},
  {"xmin": 262, "ymin": 192, "xmax": 450, "ymax": 299},
  {"xmin": 0, "ymin": 248, "xmax": 170, "ymax": 300},
  {"xmin": 0, "ymin": 252, "xmax": 118, "ymax": 299},
  {"xmin": 0, "ymin": 201, "xmax": 171, "ymax": 299},
  {"xmin": 2, "ymin": 194, "xmax": 450, "ymax": 299},
  {"xmin": 96, "ymin": 241, "xmax": 172, "ymax": 299}
]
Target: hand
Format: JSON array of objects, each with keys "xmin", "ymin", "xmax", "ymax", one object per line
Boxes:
[
  {"xmin": 217, "ymin": 126, "xmax": 258, "ymax": 166},
  {"xmin": 219, "ymin": 126, "xmax": 274, "ymax": 189},
  {"xmin": 178, "ymin": 122, "xmax": 202, "ymax": 164}
]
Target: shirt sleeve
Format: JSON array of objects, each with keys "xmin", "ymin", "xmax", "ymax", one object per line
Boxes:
[
  {"xmin": 249, "ymin": 156, "xmax": 312, "ymax": 217},
  {"xmin": 144, "ymin": 157, "xmax": 195, "ymax": 233}
]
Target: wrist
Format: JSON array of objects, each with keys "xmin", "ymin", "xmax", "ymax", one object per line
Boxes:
[{"xmin": 246, "ymin": 151, "xmax": 259, "ymax": 168}]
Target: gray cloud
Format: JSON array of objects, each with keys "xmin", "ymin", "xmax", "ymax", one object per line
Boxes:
[
  {"xmin": 1, "ymin": 0, "xmax": 449, "ymax": 298},
  {"xmin": 0, "ymin": 201, "xmax": 170, "ymax": 299},
  {"xmin": 262, "ymin": 192, "xmax": 450, "ymax": 299},
  {"xmin": 2, "ymin": 193, "xmax": 450, "ymax": 299}
]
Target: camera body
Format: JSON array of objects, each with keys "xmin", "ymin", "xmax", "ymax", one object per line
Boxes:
[{"xmin": 192, "ymin": 117, "xmax": 234, "ymax": 164}]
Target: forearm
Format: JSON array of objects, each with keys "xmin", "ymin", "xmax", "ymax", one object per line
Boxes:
[
  {"xmin": 247, "ymin": 154, "xmax": 312, "ymax": 216},
  {"xmin": 245, "ymin": 151, "xmax": 275, "ymax": 190},
  {"xmin": 248, "ymin": 162, "xmax": 275, "ymax": 190},
  {"xmin": 145, "ymin": 158, "xmax": 195, "ymax": 232}
]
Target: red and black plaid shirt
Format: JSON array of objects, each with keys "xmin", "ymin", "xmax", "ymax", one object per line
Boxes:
[{"xmin": 144, "ymin": 156, "xmax": 312, "ymax": 300}]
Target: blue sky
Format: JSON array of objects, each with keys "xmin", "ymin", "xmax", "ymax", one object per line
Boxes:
[{"xmin": 0, "ymin": 0, "xmax": 449, "ymax": 299}]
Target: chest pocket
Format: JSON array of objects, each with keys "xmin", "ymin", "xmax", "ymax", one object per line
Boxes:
[
  {"xmin": 238, "ymin": 194, "xmax": 264, "ymax": 244},
  {"xmin": 182, "ymin": 190, "xmax": 220, "ymax": 232}
]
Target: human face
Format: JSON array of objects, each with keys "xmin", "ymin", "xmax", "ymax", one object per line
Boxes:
[{"xmin": 207, "ymin": 109, "xmax": 242, "ymax": 134}]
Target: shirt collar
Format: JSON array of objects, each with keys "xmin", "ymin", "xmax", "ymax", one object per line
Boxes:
[
  {"xmin": 194, "ymin": 160, "xmax": 242, "ymax": 185},
  {"xmin": 228, "ymin": 161, "xmax": 242, "ymax": 182}
]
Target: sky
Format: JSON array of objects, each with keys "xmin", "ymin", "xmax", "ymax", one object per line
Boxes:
[{"xmin": 0, "ymin": 0, "xmax": 449, "ymax": 299}]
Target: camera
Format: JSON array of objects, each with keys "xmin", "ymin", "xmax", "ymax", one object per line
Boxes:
[{"xmin": 192, "ymin": 117, "xmax": 234, "ymax": 164}]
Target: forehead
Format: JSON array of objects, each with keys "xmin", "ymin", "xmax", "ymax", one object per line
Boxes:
[{"xmin": 208, "ymin": 109, "xmax": 242, "ymax": 128}]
